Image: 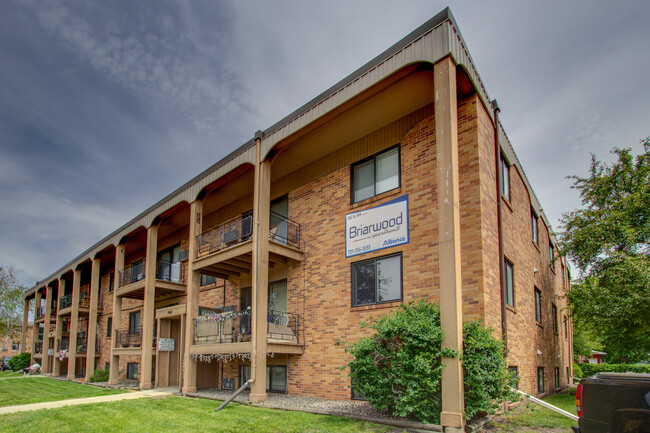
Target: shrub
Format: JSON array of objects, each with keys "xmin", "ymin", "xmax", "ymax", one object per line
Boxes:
[
  {"xmin": 9, "ymin": 352, "xmax": 31, "ymax": 371},
  {"xmin": 572, "ymin": 363, "xmax": 583, "ymax": 379},
  {"xmin": 89, "ymin": 366, "xmax": 110, "ymax": 382},
  {"xmin": 580, "ymin": 363, "xmax": 650, "ymax": 377},
  {"xmin": 344, "ymin": 300, "xmax": 517, "ymax": 423}
]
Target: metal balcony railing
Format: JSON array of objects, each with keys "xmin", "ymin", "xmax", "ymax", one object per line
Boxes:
[
  {"xmin": 34, "ymin": 342, "xmax": 43, "ymax": 354},
  {"xmin": 79, "ymin": 291, "xmax": 90, "ymax": 308},
  {"xmin": 59, "ymin": 294, "xmax": 72, "ymax": 310},
  {"xmin": 270, "ymin": 211, "xmax": 301, "ymax": 249},
  {"xmin": 197, "ymin": 213, "xmax": 253, "ymax": 258},
  {"xmin": 156, "ymin": 260, "xmax": 186, "ymax": 284},
  {"xmin": 118, "ymin": 260, "xmax": 145, "ymax": 287},
  {"xmin": 57, "ymin": 338, "xmax": 69, "ymax": 351},
  {"xmin": 193, "ymin": 309, "xmax": 301, "ymax": 345},
  {"xmin": 76, "ymin": 335, "xmax": 87, "ymax": 353},
  {"xmin": 116, "ymin": 328, "xmax": 142, "ymax": 348}
]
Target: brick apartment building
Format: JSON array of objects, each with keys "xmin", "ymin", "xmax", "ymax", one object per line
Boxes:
[{"xmin": 23, "ymin": 8, "xmax": 572, "ymax": 408}]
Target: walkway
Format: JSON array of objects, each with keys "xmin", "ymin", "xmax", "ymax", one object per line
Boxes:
[{"xmin": 0, "ymin": 386, "xmax": 177, "ymax": 415}]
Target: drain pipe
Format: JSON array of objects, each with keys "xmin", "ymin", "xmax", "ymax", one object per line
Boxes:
[
  {"xmin": 492, "ymin": 99, "xmax": 507, "ymax": 348},
  {"xmin": 215, "ymin": 380, "xmax": 252, "ymax": 412}
]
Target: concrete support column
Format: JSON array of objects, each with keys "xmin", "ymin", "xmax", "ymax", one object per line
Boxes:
[
  {"xmin": 109, "ymin": 245, "xmax": 125, "ymax": 385},
  {"xmin": 21, "ymin": 298, "xmax": 30, "ymax": 353},
  {"xmin": 140, "ymin": 225, "xmax": 158, "ymax": 390},
  {"xmin": 42, "ymin": 285, "xmax": 53, "ymax": 373},
  {"xmin": 250, "ymin": 137, "xmax": 271, "ymax": 403},
  {"xmin": 53, "ymin": 278, "xmax": 64, "ymax": 377},
  {"xmin": 182, "ymin": 199, "xmax": 202, "ymax": 394},
  {"xmin": 435, "ymin": 56, "xmax": 465, "ymax": 432},
  {"xmin": 31, "ymin": 291, "xmax": 41, "ymax": 361},
  {"xmin": 85, "ymin": 257, "xmax": 101, "ymax": 381},
  {"xmin": 67, "ymin": 269, "xmax": 81, "ymax": 380}
]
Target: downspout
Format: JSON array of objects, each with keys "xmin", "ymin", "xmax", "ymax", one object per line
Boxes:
[{"xmin": 492, "ymin": 99, "xmax": 507, "ymax": 349}]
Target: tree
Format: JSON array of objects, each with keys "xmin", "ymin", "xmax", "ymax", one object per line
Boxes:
[
  {"xmin": 560, "ymin": 139, "xmax": 650, "ymax": 363},
  {"xmin": 341, "ymin": 301, "xmax": 516, "ymax": 423},
  {"xmin": 0, "ymin": 266, "xmax": 26, "ymax": 352}
]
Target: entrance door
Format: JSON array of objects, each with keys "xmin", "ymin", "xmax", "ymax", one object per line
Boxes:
[{"xmin": 157, "ymin": 318, "xmax": 181, "ymax": 387}]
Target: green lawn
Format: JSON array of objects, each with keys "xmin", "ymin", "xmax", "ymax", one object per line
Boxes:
[
  {"xmin": 0, "ymin": 396, "xmax": 393, "ymax": 433},
  {"xmin": 0, "ymin": 377, "xmax": 127, "ymax": 407},
  {"xmin": 0, "ymin": 371, "xmax": 22, "ymax": 377},
  {"xmin": 486, "ymin": 390, "xmax": 577, "ymax": 432}
]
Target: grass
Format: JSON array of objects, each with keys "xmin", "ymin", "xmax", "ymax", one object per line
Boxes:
[
  {"xmin": 0, "ymin": 377, "xmax": 127, "ymax": 407},
  {"xmin": 0, "ymin": 396, "xmax": 394, "ymax": 433},
  {"xmin": 0, "ymin": 371, "xmax": 22, "ymax": 377},
  {"xmin": 486, "ymin": 390, "xmax": 577, "ymax": 432}
]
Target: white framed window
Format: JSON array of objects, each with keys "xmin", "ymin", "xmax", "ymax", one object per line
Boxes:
[
  {"xmin": 351, "ymin": 146, "xmax": 400, "ymax": 203},
  {"xmin": 531, "ymin": 208, "xmax": 538, "ymax": 244},
  {"xmin": 500, "ymin": 153, "xmax": 511, "ymax": 201},
  {"xmin": 352, "ymin": 253, "xmax": 402, "ymax": 306},
  {"xmin": 504, "ymin": 259, "xmax": 514, "ymax": 307},
  {"xmin": 534, "ymin": 288, "xmax": 542, "ymax": 323}
]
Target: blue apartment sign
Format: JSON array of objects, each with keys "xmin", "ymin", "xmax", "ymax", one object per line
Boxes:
[{"xmin": 345, "ymin": 194, "xmax": 409, "ymax": 258}]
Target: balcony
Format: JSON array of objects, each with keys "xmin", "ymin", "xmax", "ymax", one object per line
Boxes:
[
  {"xmin": 193, "ymin": 309, "xmax": 302, "ymax": 353},
  {"xmin": 36, "ymin": 306, "xmax": 45, "ymax": 320},
  {"xmin": 119, "ymin": 260, "xmax": 145, "ymax": 288},
  {"xmin": 269, "ymin": 211, "xmax": 301, "ymax": 249},
  {"xmin": 197, "ymin": 213, "xmax": 252, "ymax": 258},
  {"xmin": 34, "ymin": 341, "xmax": 42, "ymax": 354},
  {"xmin": 79, "ymin": 291, "xmax": 90, "ymax": 308},
  {"xmin": 115, "ymin": 328, "xmax": 156, "ymax": 349},
  {"xmin": 59, "ymin": 294, "xmax": 72, "ymax": 310},
  {"xmin": 156, "ymin": 260, "xmax": 186, "ymax": 284},
  {"xmin": 57, "ymin": 337, "xmax": 69, "ymax": 352}
]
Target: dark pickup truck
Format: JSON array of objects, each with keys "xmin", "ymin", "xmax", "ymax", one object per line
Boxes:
[{"xmin": 573, "ymin": 372, "xmax": 650, "ymax": 433}]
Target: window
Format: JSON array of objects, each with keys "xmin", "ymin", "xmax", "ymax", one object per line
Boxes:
[
  {"xmin": 534, "ymin": 288, "xmax": 542, "ymax": 323},
  {"xmin": 127, "ymin": 363, "xmax": 139, "ymax": 380},
  {"xmin": 200, "ymin": 274, "xmax": 216, "ymax": 286},
  {"xmin": 552, "ymin": 304, "xmax": 558, "ymax": 333},
  {"xmin": 508, "ymin": 366, "xmax": 519, "ymax": 389},
  {"xmin": 537, "ymin": 367, "xmax": 545, "ymax": 393},
  {"xmin": 107, "ymin": 317, "xmax": 112, "ymax": 338},
  {"xmin": 549, "ymin": 240, "xmax": 555, "ymax": 268},
  {"xmin": 108, "ymin": 272, "xmax": 114, "ymax": 292},
  {"xmin": 157, "ymin": 244, "xmax": 182, "ymax": 282},
  {"xmin": 128, "ymin": 311, "xmax": 141, "ymax": 334},
  {"xmin": 504, "ymin": 259, "xmax": 514, "ymax": 307},
  {"xmin": 530, "ymin": 209, "xmax": 538, "ymax": 244},
  {"xmin": 240, "ymin": 365, "xmax": 287, "ymax": 393},
  {"xmin": 567, "ymin": 367, "xmax": 570, "ymax": 384},
  {"xmin": 561, "ymin": 262, "xmax": 565, "ymax": 286},
  {"xmin": 500, "ymin": 153, "xmax": 510, "ymax": 201},
  {"xmin": 554, "ymin": 367, "xmax": 560, "ymax": 389},
  {"xmin": 352, "ymin": 253, "xmax": 402, "ymax": 306},
  {"xmin": 105, "ymin": 362, "xmax": 110, "ymax": 371},
  {"xmin": 351, "ymin": 146, "xmax": 400, "ymax": 203},
  {"xmin": 564, "ymin": 316, "xmax": 568, "ymax": 339}
]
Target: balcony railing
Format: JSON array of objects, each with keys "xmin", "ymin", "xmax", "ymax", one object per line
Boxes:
[
  {"xmin": 116, "ymin": 328, "xmax": 142, "ymax": 348},
  {"xmin": 156, "ymin": 260, "xmax": 186, "ymax": 284},
  {"xmin": 36, "ymin": 306, "xmax": 45, "ymax": 318},
  {"xmin": 197, "ymin": 213, "xmax": 253, "ymax": 258},
  {"xmin": 193, "ymin": 309, "xmax": 300, "ymax": 345},
  {"xmin": 270, "ymin": 211, "xmax": 301, "ymax": 249},
  {"xmin": 118, "ymin": 260, "xmax": 145, "ymax": 287},
  {"xmin": 57, "ymin": 338, "xmax": 69, "ymax": 351},
  {"xmin": 79, "ymin": 291, "xmax": 90, "ymax": 308},
  {"xmin": 59, "ymin": 294, "xmax": 72, "ymax": 310},
  {"xmin": 34, "ymin": 342, "xmax": 42, "ymax": 354}
]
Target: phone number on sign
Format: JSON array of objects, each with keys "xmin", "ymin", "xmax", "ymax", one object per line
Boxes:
[{"xmin": 348, "ymin": 244, "xmax": 371, "ymax": 255}]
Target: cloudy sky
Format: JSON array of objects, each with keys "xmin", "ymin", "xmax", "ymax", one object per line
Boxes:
[{"xmin": 1, "ymin": 0, "xmax": 649, "ymax": 286}]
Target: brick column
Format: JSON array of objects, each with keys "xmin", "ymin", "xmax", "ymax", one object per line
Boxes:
[
  {"xmin": 52, "ymin": 278, "xmax": 65, "ymax": 377},
  {"xmin": 250, "ymin": 136, "xmax": 271, "ymax": 403},
  {"xmin": 21, "ymin": 298, "xmax": 29, "ymax": 353},
  {"xmin": 109, "ymin": 245, "xmax": 125, "ymax": 385},
  {"xmin": 182, "ymin": 199, "xmax": 202, "ymax": 393},
  {"xmin": 85, "ymin": 257, "xmax": 101, "ymax": 381},
  {"xmin": 31, "ymin": 289, "xmax": 42, "ymax": 362},
  {"xmin": 435, "ymin": 56, "xmax": 465, "ymax": 432},
  {"xmin": 67, "ymin": 269, "xmax": 81, "ymax": 380},
  {"xmin": 140, "ymin": 225, "xmax": 158, "ymax": 390},
  {"xmin": 42, "ymin": 285, "xmax": 53, "ymax": 373}
]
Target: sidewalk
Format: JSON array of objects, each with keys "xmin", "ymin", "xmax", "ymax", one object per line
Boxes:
[{"xmin": 0, "ymin": 386, "xmax": 177, "ymax": 415}]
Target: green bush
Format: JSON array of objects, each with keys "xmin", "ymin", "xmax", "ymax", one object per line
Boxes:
[
  {"xmin": 572, "ymin": 363, "xmax": 583, "ymax": 379},
  {"xmin": 89, "ymin": 366, "xmax": 110, "ymax": 382},
  {"xmin": 580, "ymin": 363, "xmax": 650, "ymax": 377},
  {"xmin": 344, "ymin": 301, "xmax": 517, "ymax": 423},
  {"xmin": 9, "ymin": 352, "xmax": 31, "ymax": 371}
]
